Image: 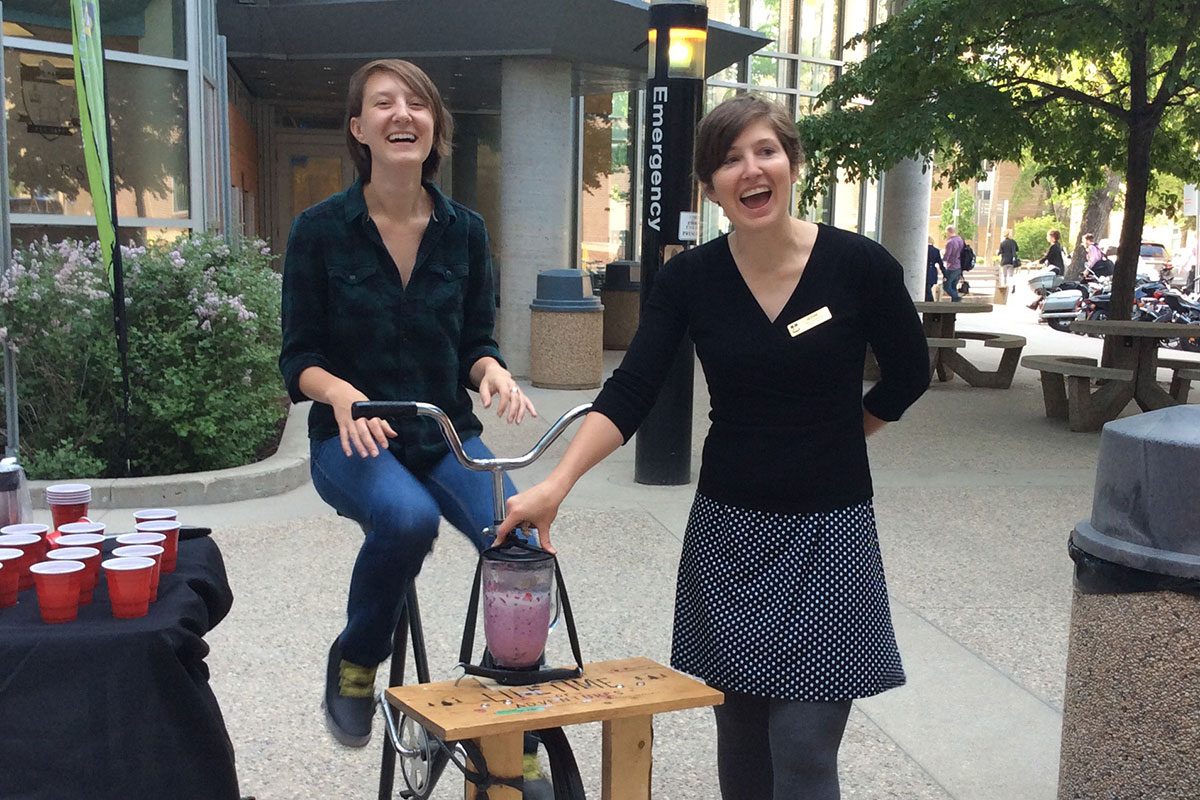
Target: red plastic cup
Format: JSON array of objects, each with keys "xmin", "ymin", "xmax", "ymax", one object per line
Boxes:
[
  {"xmin": 2, "ymin": 523, "xmax": 49, "ymax": 562},
  {"xmin": 45, "ymin": 484, "xmax": 91, "ymax": 531},
  {"xmin": 133, "ymin": 508, "xmax": 177, "ymax": 525},
  {"xmin": 0, "ymin": 533, "xmax": 42, "ymax": 590},
  {"xmin": 0, "ymin": 548, "xmax": 22, "ymax": 607},
  {"xmin": 56, "ymin": 521, "xmax": 106, "ymax": 539},
  {"xmin": 112, "ymin": 544, "xmax": 163, "ymax": 601},
  {"xmin": 29, "ymin": 560, "xmax": 84, "ymax": 623},
  {"xmin": 102, "ymin": 557, "xmax": 155, "ymax": 619},
  {"xmin": 47, "ymin": 546, "xmax": 101, "ymax": 603},
  {"xmin": 133, "ymin": 521, "xmax": 180, "ymax": 573},
  {"xmin": 49, "ymin": 502, "xmax": 88, "ymax": 531}
]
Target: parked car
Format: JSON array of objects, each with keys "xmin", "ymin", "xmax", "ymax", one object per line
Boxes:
[{"xmin": 1138, "ymin": 241, "xmax": 1177, "ymax": 286}]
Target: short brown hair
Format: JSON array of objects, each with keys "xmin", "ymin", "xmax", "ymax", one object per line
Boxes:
[
  {"xmin": 1048, "ymin": 229, "xmax": 1061, "ymax": 242},
  {"xmin": 694, "ymin": 94, "xmax": 802, "ymax": 187},
  {"xmin": 344, "ymin": 59, "xmax": 453, "ymax": 183}
]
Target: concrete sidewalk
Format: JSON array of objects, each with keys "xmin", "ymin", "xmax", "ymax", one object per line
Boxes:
[{"xmin": 72, "ymin": 280, "xmax": 1199, "ymax": 799}]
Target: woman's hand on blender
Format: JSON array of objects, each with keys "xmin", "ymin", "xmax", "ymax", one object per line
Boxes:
[
  {"xmin": 330, "ymin": 384, "xmax": 396, "ymax": 458},
  {"xmin": 477, "ymin": 361, "xmax": 537, "ymax": 424},
  {"xmin": 496, "ymin": 480, "xmax": 568, "ymax": 554}
]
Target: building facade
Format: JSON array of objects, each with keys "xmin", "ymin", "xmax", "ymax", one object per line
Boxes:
[{"xmin": 4, "ymin": 0, "xmax": 912, "ymax": 373}]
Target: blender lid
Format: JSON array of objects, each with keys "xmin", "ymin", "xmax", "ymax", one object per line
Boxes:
[{"xmin": 482, "ymin": 538, "xmax": 554, "ymax": 563}]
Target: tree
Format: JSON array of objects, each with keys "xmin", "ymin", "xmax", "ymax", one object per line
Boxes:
[
  {"xmin": 939, "ymin": 190, "xmax": 976, "ymax": 241},
  {"xmin": 797, "ymin": 0, "xmax": 1200, "ymax": 337}
]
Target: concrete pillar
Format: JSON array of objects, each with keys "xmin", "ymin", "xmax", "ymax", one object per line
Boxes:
[
  {"xmin": 879, "ymin": 157, "xmax": 933, "ymax": 300},
  {"xmin": 497, "ymin": 58, "xmax": 574, "ymax": 378}
]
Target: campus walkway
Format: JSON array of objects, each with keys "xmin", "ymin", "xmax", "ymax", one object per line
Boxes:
[{"xmin": 77, "ymin": 278, "xmax": 1199, "ymax": 799}]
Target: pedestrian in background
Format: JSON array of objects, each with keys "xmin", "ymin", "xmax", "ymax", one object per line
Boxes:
[
  {"xmin": 998, "ymin": 229, "xmax": 1019, "ymax": 286},
  {"xmin": 926, "ymin": 237, "xmax": 942, "ymax": 301},
  {"xmin": 942, "ymin": 225, "xmax": 964, "ymax": 302},
  {"xmin": 1039, "ymin": 229, "xmax": 1065, "ymax": 275}
]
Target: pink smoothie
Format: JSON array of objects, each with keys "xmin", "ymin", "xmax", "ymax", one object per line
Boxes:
[{"xmin": 483, "ymin": 586, "xmax": 552, "ymax": 668}]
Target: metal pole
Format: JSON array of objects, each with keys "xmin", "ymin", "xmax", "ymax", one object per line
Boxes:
[
  {"xmin": 217, "ymin": 35, "xmax": 234, "ymax": 244},
  {"xmin": 634, "ymin": 0, "xmax": 707, "ymax": 486},
  {"xmin": 0, "ymin": 1, "xmax": 20, "ymax": 458}
]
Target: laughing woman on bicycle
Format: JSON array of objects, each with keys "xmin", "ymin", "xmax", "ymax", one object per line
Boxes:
[{"xmin": 279, "ymin": 59, "xmax": 535, "ymax": 749}]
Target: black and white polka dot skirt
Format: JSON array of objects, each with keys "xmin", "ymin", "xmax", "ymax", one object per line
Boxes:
[{"xmin": 670, "ymin": 493, "xmax": 905, "ymax": 701}]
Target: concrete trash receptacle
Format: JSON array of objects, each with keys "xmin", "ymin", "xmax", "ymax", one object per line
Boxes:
[
  {"xmin": 601, "ymin": 260, "xmax": 641, "ymax": 351},
  {"xmin": 1059, "ymin": 405, "xmax": 1200, "ymax": 800},
  {"xmin": 530, "ymin": 269, "xmax": 604, "ymax": 390}
]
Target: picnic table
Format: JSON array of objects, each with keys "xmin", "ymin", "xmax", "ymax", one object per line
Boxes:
[
  {"xmin": 913, "ymin": 301, "xmax": 1026, "ymax": 388},
  {"xmin": 1071, "ymin": 318, "xmax": 1200, "ymax": 412}
]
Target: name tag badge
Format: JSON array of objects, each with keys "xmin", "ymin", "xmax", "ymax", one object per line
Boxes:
[{"xmin": 787, "ymin": 306, "xmax": 832, "ymax": 337}]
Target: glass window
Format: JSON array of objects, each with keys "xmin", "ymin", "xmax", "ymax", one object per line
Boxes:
[
  {"xmin": 11, "ymin": 224, "xmax": 188, "ymax": 249},
  {"xmin": 706, "ymin": 84, "xmax": 740, "ymax": 112},
  {"xmin": 705, "ymin": 0, "xmax": 742, "ymax": 27},
  {"xmin": 712, "ymin": 61, "xmax": 743, "ymax": 84},
  {"xmin": 797, "ymin": 60, "xmax": 837, "ymax": 95},
  {"xmin": 798, "ymin": 0, "xmax": 839, "ymax": 60},
  {"xmin": 841, "ymin": 0, "xmax": 873, "ymax": 62},
  {"xmin": 750, "ymin": 54, "xmax": 791, "ymax": 89},
  {"xmin": 6, "ymin": 49, "xmax": 191, "ymax": 219},
  {"xmin": 750, "ymin": 0, "xmax": 795, "ymax": 52},
  {"xmin": 3, "ymin": 0, "xmax": 187, "ymax": 61},
  {"xmin": 874, "ymin": 0, "xmax": 890, "ymax": 25},
  {"xmin": 833, "ymin": 169, "xmax": 861, "ymax": 232},
  {"xmin": 862, "ymin": 179, "xmax": 880, "ymax": 240},
  {"xmin": 578, "ymin": 93, "xmax": 634, "ymax": 274}
]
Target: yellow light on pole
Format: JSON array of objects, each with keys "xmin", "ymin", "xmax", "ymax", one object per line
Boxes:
[
  {"xmin": 647, "ymin": 26, "xmax": 707, "ymax": 79},
  {"xmin": 668, "ymin": 27, "xmax": 706, "ymax": 78}
]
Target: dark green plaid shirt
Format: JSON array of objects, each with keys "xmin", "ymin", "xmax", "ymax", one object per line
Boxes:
[{"xmin": 279, "ymin": 179, "xmax": 504, "ymax": 474}]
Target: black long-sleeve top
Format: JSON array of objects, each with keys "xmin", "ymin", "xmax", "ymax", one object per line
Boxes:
[
  {"xmin": 1040, "ymin": 242, "xmax": 1065, "ymax": 273},
  {"xmin": 591, "ymin": 225, "xmax": 929, "ymax": 514},
  {"xmin": 279, "ymin": 180, "xmax": 504, "ymax": 473}
]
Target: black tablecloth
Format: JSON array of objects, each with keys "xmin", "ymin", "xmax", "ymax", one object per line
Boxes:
[{"xmin": 0, "ymin": 534, "xmax": 239, "ymax": 800}]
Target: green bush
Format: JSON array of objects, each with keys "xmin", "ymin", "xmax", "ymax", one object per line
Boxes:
[
  {"xmin": 0, "ymin": 234, "xmax": 285, "ymax": 479},
  {"xmin": 1013, "ymin": 215, "xmax": 1069, "ymax": 265}
]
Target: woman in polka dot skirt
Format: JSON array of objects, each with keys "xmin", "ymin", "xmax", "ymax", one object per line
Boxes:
[{"xmin": 497, "ymin": 94, "xmax": 929, "ymax": 800}]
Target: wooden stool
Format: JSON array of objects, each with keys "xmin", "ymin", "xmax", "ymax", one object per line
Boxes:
[{"xmin": 384, "ymin": 656, "xmax": 723, "ymax": 799}]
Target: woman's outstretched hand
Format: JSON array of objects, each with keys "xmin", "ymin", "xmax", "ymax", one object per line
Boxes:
[
  {"xmin": 477, "ymin": 362, "xmax": 537, "ymax": 424},
  {"xmin": 495, "ymin": 479, "xmax": 569, "ymax": 554}
]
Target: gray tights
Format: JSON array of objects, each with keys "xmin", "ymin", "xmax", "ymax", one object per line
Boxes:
[{"xmin": 713, "ymin": 691, "xmax": 852, "ymax": 800}]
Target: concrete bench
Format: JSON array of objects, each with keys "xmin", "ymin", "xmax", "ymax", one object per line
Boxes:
[
  {"xmin": 1157, "ymin": 357, "xmax": 1200, "ymax": 403},
  {"xmin": 1020, "ymin": 355, "xmax": 1136, "ymax": 432},
  {"xmin": 925, "ymin": 337, "xmax": 965, "ymax": 380},
  {"xmin": 959, "ymin": 331, "xmax": 1027, "ymax": 350},
  {"xmin": 932, "ymin": 331, "xmax": 1026, "ymax": 389}
]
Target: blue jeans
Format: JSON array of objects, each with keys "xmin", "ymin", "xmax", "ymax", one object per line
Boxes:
[
  {"xmin": 310, "ymin": 435, "xmax": 516, "ymax": 666},
  {"xmin": 942, "ymin": 268, "xmax": 962, "ymax": 302}
]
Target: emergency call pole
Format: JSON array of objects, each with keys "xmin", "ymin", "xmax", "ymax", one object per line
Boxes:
[{"xmin": 634, "ymin": 0, "xmax": 707, "ymax": 486}]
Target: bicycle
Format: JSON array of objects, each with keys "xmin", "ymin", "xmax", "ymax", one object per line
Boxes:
[{"xmin": 350, "ymin": 399, "xmax": 592, "ymax": 800}]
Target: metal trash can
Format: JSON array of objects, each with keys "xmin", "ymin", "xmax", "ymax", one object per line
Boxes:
[
  {"xmin": 1059, "ymin": 405, "xmax": 1200, "ymax": 799},
  {"xmin": 601, "ymin": 260, "xmax": 641, "ymax": 351},
  {"xmin": 529, "ymin": 269, "xmax": 604, "ymax": 389}
]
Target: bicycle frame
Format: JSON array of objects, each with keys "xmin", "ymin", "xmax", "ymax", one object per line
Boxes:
[{"xmin": 349, "ymin": 399, "xmax": 593, "ymax": 800}]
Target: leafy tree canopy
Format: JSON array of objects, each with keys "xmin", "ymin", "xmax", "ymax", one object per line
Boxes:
[
  {"xmin": 798, "ymin": 0, "xmax": 1200, "ymax": 326},
  {"xmin": 797, "ymin": 0, "xmax": 1200, "ymax": 205}
]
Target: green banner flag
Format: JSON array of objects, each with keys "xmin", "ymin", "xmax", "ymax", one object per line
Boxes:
[{"xmin": 71, "ymin": 0, "xmax": 116, "ymax": 290}]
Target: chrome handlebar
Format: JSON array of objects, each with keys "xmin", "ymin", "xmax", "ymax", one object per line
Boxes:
[{"xmin": 351, "ymin": 400, "xmax": 592, "ymax": 525}]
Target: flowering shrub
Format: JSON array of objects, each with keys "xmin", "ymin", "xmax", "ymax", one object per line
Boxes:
[{"xmin": 0, "ymin": 234, "xmax": 284, "ymax": 478}]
